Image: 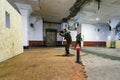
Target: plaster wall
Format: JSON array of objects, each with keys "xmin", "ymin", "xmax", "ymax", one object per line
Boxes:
[{"xmin": 0, "ymin": 0, "xmax": 23, "ymax": 62}]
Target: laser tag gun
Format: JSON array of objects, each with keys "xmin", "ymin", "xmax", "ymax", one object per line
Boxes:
[
  {"xmin": 58, "ymin": 29, "xmax": 66, "ymax": 37},
  {"xmin": 59, "ymin": 29, "xmax": 71, "ymax": 41},
  {"xmin": 59, "ymin": 30, "xmax": 64, "ymax": 34}
]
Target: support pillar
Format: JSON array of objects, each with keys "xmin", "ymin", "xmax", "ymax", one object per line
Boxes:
[
  {"xmin": 108, "ymin": 19, "xmax": 119, "ymax": 48},
  {"xmin": 110, "ymin": 28, "xmax": 116, "ymax": 48},
  {"xmin": 15, "ymin": 3, "xmax": 33, "ymax": 49}
]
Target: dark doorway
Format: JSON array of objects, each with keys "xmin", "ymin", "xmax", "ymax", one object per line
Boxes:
[{"xmin": 46, "ymin": 29, "xmax": 57, "ymax": 46}]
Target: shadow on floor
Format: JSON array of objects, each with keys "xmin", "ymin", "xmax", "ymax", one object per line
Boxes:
[{"xmin": 55, "ymin": 54, "xmax": 75, "ymax": 57}]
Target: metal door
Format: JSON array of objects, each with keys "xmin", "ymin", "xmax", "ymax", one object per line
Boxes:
[{"xmin": 46, "ymin": 29, "xmax": 57, "ymax": 46}]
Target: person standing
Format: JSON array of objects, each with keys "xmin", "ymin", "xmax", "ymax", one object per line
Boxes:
[
  {"xmin": 59, "ymin": 29, "xmax": 72, "ymax": 56},
  {"xmin": 76, "ymin": 32, "xmax": 82, "ymax": 47}
]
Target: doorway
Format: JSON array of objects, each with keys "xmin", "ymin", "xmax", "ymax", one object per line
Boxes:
[{"xmin": 46, "ymin": 29, "xmax": 57, "ymax": 46}]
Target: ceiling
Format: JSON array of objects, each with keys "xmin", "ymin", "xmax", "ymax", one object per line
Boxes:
[
  {"xmin": 7, "ymin": 0, "xmax": 120, "ymax": 24},
  {"xmin": 78, "ymin": 0, "xmax": 120, "ymax": 24},
  {"xmin": 7, "ymin": 0, "xmax": 76, "ymax": 23}
]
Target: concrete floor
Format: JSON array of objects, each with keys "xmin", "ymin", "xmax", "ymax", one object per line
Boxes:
[
  {"xmin": 2, "ymin": 46, "xmax": 119, "ymax": 80},
  {"xmin": 0, "ymin": 47, "xmax": 86, "ymax": 80},
  {"xmin": 81, "ymin": 47, "xmax": 120, "ymax": 80}
]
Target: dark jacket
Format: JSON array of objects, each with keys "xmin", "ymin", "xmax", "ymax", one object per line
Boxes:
[
  {"xmin": 76, "ymin": 34, "xmax": 82, "ymax": 43},
  {"xmin": 64, "ymin": 32, "xmax": 72, "ymax": 43},
  {"xmin": 59, "ymin": 32, "xmax": 72, "ymax": 43}
]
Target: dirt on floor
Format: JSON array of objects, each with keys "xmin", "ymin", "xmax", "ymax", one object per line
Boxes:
[{"xmin": 0, "ymin": 47, "xmax": 87, "ymax": 80}]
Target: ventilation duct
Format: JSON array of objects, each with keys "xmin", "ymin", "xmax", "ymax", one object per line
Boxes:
[{"xmin": 62, "ymin": 0, "xmax": 101, "ymax": 22}]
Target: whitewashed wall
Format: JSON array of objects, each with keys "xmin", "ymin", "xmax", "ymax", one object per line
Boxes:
[
  {"xmin": 15, "ymin": 3, "xmax": 33, "ymax": 47},
  {"xmin": 0, "ymin": 0, "xmax": 23, "ymax": 62},
  {"xmin": 70, "ymin": 31, "xmax": 77, "ymax": 41},
  {"xmin": 28, "ymin": 16, "xmax": 43, "ymax": 41},
  {"xmin": 57, "ymin": 33, "xmax": 63, "ymax": 41},
  {"xmin": 81, "ymin": 24, "xmax": 111, "ymax": 41}
]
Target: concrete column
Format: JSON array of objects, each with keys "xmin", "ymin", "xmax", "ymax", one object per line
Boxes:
[
  {"xmin": 15, "ymin": 3, "xmax": 33, "ymax": 49},
  {"xmin": 110, "ymin": 28, "xmax": 116, "ymax": 48},
  {"xmin": 111, "ymin": 28, "xmax": 116, "ymax": 41},
  {"xmin": 108, "ymin": 19, "xmax": 119, "ymax": 48}
]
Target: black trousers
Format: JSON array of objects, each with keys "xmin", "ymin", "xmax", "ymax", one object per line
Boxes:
[
  {"xmin": 65, "ymin": 42, "xmax": 71, "ymax": 54},
  {"xmin": 75, "ymin": 42, "xmax": 81, "ymax": 47}
]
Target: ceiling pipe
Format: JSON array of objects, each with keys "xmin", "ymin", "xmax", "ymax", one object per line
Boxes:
[
  {"xmin": 62, "ymin": 0, "xmax": 92, "ymax": 22},
  {"xmin": 62, "ymin": 0, "xmax": 101, "ymax": 22},
  {"xmin": 95, "ymin": 0, "xmax": 101, "ymax": 10}
]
